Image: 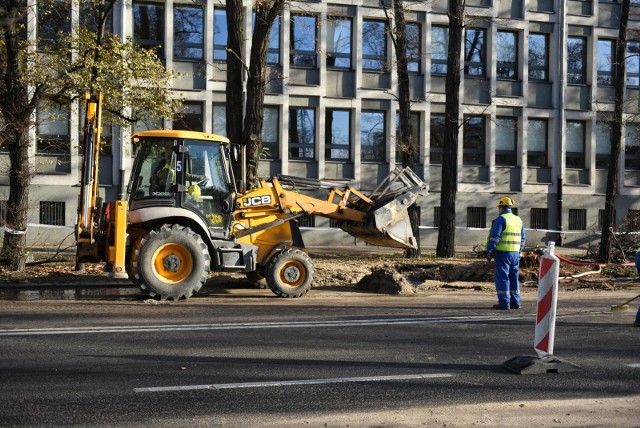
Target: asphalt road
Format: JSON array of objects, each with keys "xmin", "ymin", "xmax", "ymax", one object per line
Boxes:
[{"xmin": 0, "ymin": 286, "xmax": 639, "ymax": 427}]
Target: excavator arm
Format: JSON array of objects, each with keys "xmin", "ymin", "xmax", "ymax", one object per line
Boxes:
[
  {"xmin": 234, "ymin": 167, "xmax": 427, "ymax": 251},
  {"xmin": 75, "ymin": 92, "xmax": 127, "ymax": 276},
  {"xmin": 76, "ymin": 92, "xmax": 103, "ymax": 244}
]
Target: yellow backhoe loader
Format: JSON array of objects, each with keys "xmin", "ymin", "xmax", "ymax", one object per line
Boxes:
[{"xmin": 76, "ymin": 94, "xmax": 428, "ymax": 300}]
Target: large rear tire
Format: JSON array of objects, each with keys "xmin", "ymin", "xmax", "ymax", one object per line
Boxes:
[
  {"xmin": 265, "ymin": 249, "xmax": 314, "ymax": 298},
  {"xmin": 132, "ymin": 224, "xmax": 210, "ymax": 300}
]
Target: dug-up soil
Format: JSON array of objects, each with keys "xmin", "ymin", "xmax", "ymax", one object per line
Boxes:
[
  {"xmin": 0, "ymin": 250, "xmax": 637, "ymax": 295},
  {"xmin": 311, "ymin": 251, "xmax": 639, "ymax": 295}
]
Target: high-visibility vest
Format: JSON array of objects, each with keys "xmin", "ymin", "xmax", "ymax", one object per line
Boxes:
[{"xmin": 496, "ymin": 213, "xmax": 523, "ymax": 252}]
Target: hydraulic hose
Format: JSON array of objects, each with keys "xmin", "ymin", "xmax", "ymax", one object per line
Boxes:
[
  {"xmin": 550, "ymin": 254, "xmax": 636, "ymax": 279},
  {"xmin": 555, "ymin": 254, "xmax": 635, "ymax": 268}
]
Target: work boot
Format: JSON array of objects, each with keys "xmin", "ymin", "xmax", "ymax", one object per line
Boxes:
[
  {"xmin": 510, "ymin": 304, "xmax": 521, "ymax": 310},
  {"xmin": 492, "ymin": 304, "xmax": 509, "ymax": 310},
  {"xmin": 634, "ymin": 320, "xmax": 640, "ymax": 327}
]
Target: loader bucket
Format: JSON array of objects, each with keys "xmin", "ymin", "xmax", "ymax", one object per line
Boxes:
[{"xmin": 339, "ymin": 168, "xmax": 428, "ymax": 249}]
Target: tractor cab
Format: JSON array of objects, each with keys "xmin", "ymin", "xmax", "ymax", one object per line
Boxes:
[{"xmin": 128, "ymin": 130, "xmax": 237, "ymax": 235}]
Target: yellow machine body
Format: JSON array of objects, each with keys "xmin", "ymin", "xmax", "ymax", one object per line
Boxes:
[{"xmin": 77, "ymin": 115, "xmax": 427, "ymax": 300}]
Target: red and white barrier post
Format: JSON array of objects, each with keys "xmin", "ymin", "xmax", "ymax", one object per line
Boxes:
[
  {"xmin": 502, "ymin": 241, "xmax": 581, "ymax": 374},
  {"xmin": 534, "ymin": 241, "xmax": 560, "ymax": 357}
]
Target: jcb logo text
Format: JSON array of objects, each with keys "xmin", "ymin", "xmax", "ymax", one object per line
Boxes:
[{"xmin": 243, "ymin": 195, "xmax": 272, "ymax": 206}]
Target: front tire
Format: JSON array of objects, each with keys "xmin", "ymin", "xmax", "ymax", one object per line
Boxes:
[
  {"xmin": 132, "ymin": 224, "xmax": 210, "ymax": 300},
  {"xmin": 265, "ymin": 249, "xmax": 314, "ymax": 298}
]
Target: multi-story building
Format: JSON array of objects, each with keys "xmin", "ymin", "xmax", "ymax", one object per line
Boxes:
[{"xmin": 4, "ymin": 0, "xmax": 640, "ymax": 249}]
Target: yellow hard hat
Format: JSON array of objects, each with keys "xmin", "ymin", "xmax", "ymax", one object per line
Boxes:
[
  {"xmin": 187, "ymin": 184, "xmax": 201, "ymax": 199},
  {"xmin": 497, "ymin": 196, "xmax": 515, "ymax": 207}
]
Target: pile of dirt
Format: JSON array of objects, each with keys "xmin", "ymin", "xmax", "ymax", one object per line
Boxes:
[
  {"xmin": 345, "ymin": 255, "xmax": 638, "ymax": 295},
  {"xmin": 355, "ymin": 266, "xmax": 414, "ymax": 295}
]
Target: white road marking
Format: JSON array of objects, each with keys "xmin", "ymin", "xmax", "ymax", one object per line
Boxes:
[
  {"xmin": 134, "ymin": 373, "xmax": 455, "ymax": 393},
  {"xmin": 0, "ymin": 315, "xmax": 519, "ymax": 336},
  {"xmin": 628, "ymin": 363, "xmax": 640, "ymax": 368}
]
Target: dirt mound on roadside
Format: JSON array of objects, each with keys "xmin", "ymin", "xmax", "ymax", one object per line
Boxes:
[
  {"xmin": 355, "ymin": 261, "xmax": 496, "ymax": 295},
  {"xmin": 355, "ymin": 266, "xmax": 414, "ymax": 295}
]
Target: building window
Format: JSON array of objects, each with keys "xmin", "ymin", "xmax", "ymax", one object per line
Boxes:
[
  {"xmin": 133, "ymin": 1, "xmax": 164, "ymax": 57},
  {"xmin": 530, "ymin": 208, "xmax": 548, "ymax": 230},
  {"xmin": 253, "ymin": 11, "xmax": 281, "ymax": 65},
  {"xmin": 361, "ymin": 110, "xmax": 386, "ymax": 162},
  {"xmin": 325, "ymin": 109, "xmax": 351, "ymax": 160},
  {"xmin": 495, "ymin": 117, "xmax": 517, "ymax": 166},
  {"xmin": 566, "ymin": 120, "xmax": 585, "ymax": 169},
  {"xmin": 568, "ymin": 209, "xmax": 587, "ymax": 231},
  {"xmin": 627, "ymin": 210, "xmax": 640, "ymax": 231},
  {"xmin": 406, "ymin": 23, "xmax": 421, "ymax": 73},
  {"xmin": 430, "ymin": 114, "xmax": 445, "ymax": 164},
  {"xmin": 626, "ymin": 41, "xmax": 640, "ymax": 86},
  {"xmin": 40, "ymin": 201, "xmax": 65, "ymax": 226},
  {"xmin": 327, "ymin": 17, "xmax": 352, "ymax": 69},
  {"xmin": 38, "ymin": 0, "xmax": 70, "ymax": 51},
  {"xmin": 174, "ymin": 4, "xmax": 204, "ymax": 61},
  {"xmin": 528, "ymin": 118, "xmax": 548, "ymax": 167},
  {"xmin": 431, "ymin": 26, "xmax": 448, "ymax": 75},
  {"xmin": 530, "ymin": 1, "xmax": 554, "ymax": 12},
  {"xmin": 567, "ymin": 36, "xmax": 586, "ymax": 84},
  {"xmin": 263, "ymin": 106, "xmax": 279, "ymax": 160},
  {"xmin": 497, "ymin": 30, "xmax": 517, "ymax": 80},
  {"xmin": 528, "ymin": 33, "xmax": 548, "ymax": 81},
  {"xmin": 467, "ymin": 207, "xmax": 486, "ymax": 228},
  {"xmin": 598, "ymin": 209, "xmax": 616, "ymax": 228},
  {"xmin": 212, "ymin": 103, "xmax": 226, "ymax": 135},
  {"xmin": 213, "ymin": 8, "xmax": 227, "ymax": 61},
  {"xmin": 37, "ymin": 104, "xmax": 70, "ymax": 155},
  {"xmin": 80, "ymin": 1, "xmax": 113, "ymax": 32},
  {"xmin": 395, "ymin": 111, "xmax": 420, "ymax": 163},
  {"xmin": 463, "ymin": 115, "xmax": 485, "ymax": 166},
  {"xmin": 625, "ymin": 124, "xmax": 640, "ymax": 170},
  {"xmin": 174, "ymin": 102, "xmax": 203, "ymax": 132},
  {"xmin": 289, "ymin": 107, "xmax": 315, "ymax": 160},
  {"xmin": 597, "ymin": 39, "xmax": 615, "ymax": 86},
  {"xmin": 362, "ymin": 20, "xmax": 387, "ymax": 72},
  {"xmin": 267, "ymin": 16, "xmax": 281, "ymax": 65},
  {"xmin": 465, "ymin": 28, "xmax": 486, "ymax": 77},
  {"xmin": 290, "ymin": 15, "xmax": 317, "ymax": 67},
  {"xmin": 596, "ymin": 122, "xmax": 612, "ymax": 169}
]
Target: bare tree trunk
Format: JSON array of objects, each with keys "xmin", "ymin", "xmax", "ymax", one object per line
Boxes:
[
  {"xmin": 599, "ymin": 0, "xmax": 629, "ymax": 262},
  {"xmin": 0, "ymin": 0, "xmax": 33, "ymax": 270},
  {"xmin": 436, "ymin": 0, "xmax": 463, "ymax": 258},
  {"xmin": 1, "ymin": 128, "xmax": 30, "ymax": 271},
  {"xmin": 388, "ymin": 0, "xmax": 420, "ymax": 258},
  {"xmin": 225, "ymin": 0, "xmax": 245, "ymax": 182},
  {"xmin": 244, "ymin": 0, "xmax": 284, "ymax": 188}
]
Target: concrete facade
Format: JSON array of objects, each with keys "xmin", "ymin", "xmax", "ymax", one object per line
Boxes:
[{"xmin": 3, "ymin": 0, "xmax": 640, "ymax": 251}]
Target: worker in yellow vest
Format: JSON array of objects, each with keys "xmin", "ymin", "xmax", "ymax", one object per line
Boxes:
[
  {"xmin": 486, "ymin": 196, "xmax": 526, "ymax": 310},
  {"xmin": 150, "ymin": 151, "xmax": 176, "ymax": 194}
]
